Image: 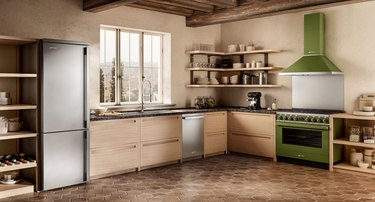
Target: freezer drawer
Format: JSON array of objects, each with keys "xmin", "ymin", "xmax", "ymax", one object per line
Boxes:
[{"xmin": 41, "ymin": 130, "xmax": 88, "ymax": 190}]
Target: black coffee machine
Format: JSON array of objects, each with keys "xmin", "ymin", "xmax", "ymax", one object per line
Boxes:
[{"xmin": 248, "ymin": 92, "xmax": 262, "ymax": 110}]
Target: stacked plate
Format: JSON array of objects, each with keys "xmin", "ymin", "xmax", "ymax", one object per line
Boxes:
[
  {"xmin": 196, "ymin": 77, "xmax": 210, "ymax": 85},
  {"xmin": 353, "ymin": 106, "xmax": 375, "ymax": 116},
  {"xmin": 210, "ymin": 78, "xmax": 219, "ymax": 85},
  {"xmin": 0, "ymin": 92, "xmax": 11, "ymax": 105},
  {"xmin": 233, "ymin": 63, "xmax": 244, "ymax": 69},
  {"xmin": 230, "ymin": 75, "xmax": 239, "ymax": 84}
]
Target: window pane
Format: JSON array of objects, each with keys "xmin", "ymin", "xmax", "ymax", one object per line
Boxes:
[
  {"xmin": 143, "ymin": 35, "xmax": 152, "ymax": 68},
  {"xmin": 143, "ymin": 34, "xmax": 161, "ymax": 103},
  {"xmin": 99, "ymin": 29, "xmax": 116, "ymax": 103},
  {"xmin": 120, "ymin": 31, "xmax": 141, "ymax": 103}
]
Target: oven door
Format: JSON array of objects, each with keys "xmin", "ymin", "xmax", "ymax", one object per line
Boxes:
[{"xmin": 276, "ymin": 122, "xmax": 329, "ymax": 163}]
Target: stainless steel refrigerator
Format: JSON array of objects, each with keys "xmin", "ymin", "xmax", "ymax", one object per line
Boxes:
[{"xmin": 39, "ymin": 39, "xmax": 89, "ymax": 191}]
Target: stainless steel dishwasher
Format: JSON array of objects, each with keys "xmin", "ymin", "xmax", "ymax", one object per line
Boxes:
[{"xmin": 182, "ymin": 113, "xmax": 204, "ymax": 159}]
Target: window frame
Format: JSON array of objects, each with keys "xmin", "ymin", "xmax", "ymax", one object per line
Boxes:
[{"xmin": 100, "ymin": 26, "xmax": 164, "ymax": 106}]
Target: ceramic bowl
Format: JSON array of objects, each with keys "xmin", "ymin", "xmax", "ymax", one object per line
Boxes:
[
  {"xmin": 358, "ymin": 161, "xmax": 369, "ymax": 169},
  {"xmin": 363, "ymin": 106, "xmax": 373, "ymax": 112},
  {"xmin": 228, "ymin": 44, "xmax": 238, "ymax": 52},
  {"xmin": 94, "ymin": 107, "xmax": 107, "ymax": 115}
]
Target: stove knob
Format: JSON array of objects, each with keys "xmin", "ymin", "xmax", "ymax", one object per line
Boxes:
[
  {"xmin": 323, "ymin": 117, "xmax": 329, "ymax": 123},
  {"xmin": 276, "ymin": 115, "xmax": 281, "ymax": 120},
  {"xmin": 304, "ymin": 116, "xmax": 310, "ymax": 122},
  {"xmin": 292, "ymin": 116, "xmax": 298, "ymax": 121},
  {"xmin": 297, "ymin": 116, "xmax": 304, "ymax": 121},
  {"xmin": 286, "ymin": 115, "xmax": 292, "ymax": 121},
  {"xmin": 316, "ymin": 117, "xmax": 322, "ymax": 123},
  {"xmin": 310, "ymin": 117, "xmax": 316, "ymax": 122}
]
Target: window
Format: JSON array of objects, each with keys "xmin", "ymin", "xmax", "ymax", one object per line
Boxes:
[{"xmin": 100, "ymin": 27, "xmax": 163, "ymax": 105}]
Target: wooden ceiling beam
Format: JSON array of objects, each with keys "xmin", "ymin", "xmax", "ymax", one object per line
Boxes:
[
  {"xmin": 187, "ymin": 0, "xmax": 366, "ymax": 27},
  {"xmin": 192, "ymin": 0, "xmax": 239, "ymax": 8},
  {"xmin": 127, "ymin": 1, "xmax": 194, "ymax": 16},
  {"xmin": 146, "ymin": 0, "xmax": 214, "ymax": 13},
  {"xmin": 83, "ymin": 0, "xmax": 140, "ymax": 12}
]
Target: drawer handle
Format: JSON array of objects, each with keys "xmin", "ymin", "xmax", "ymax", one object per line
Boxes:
[
  {"xmin": 231, "ymin": 132, "xmax": 271, "ymax": 139},
  {"xmin": 91, "ymin": 144, "xmax": 137, "ymax": 153},
  {"xmin": 207, "ymin": 132, "xmax": 225, "ymax": 137},
  {"xmin": 142, "ymin": 116, "xmax": 179, "ymax": 122},
  {"xmin": 142, "ymin": 138, "xmax": 179, "ymax": 147},
  {"xmin": 297, "ymin": 154, "xmax": 305, "ymax": 158}
]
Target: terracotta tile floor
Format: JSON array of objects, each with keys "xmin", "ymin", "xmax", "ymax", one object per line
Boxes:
[{"xmin": 2, "ymin": 154, "xmax": 375, "ymax": 202}]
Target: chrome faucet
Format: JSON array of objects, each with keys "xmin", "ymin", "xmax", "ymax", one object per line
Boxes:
[{"xmin": 140, "ymin": 76, "xmax": 152, "ymax": 113}]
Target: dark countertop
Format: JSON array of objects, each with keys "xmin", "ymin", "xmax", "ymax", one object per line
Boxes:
[{"xmin": 90, "ymin": 106, "xmax": 277, "ymax": 121}]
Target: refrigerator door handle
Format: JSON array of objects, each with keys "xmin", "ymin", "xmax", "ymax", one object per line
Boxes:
[
  {"xmin": 83, "ymin": 47, "xmax": 88, "ymax": 128},
  {"xmin": 83, "ymin": 130, "xmax": 89, "ymax": 181}
]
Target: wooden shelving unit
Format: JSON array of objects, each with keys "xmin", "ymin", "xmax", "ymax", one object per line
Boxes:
[
  {"xmin": 186, "ymin": 67, "xmax": 283, "ymax": 72},
  {"xmin": 331, "ymin": 113, "xmax": 375, "ymax": 121},
  {"xmin": 0, "ymin": 104, "xmax": 37, "ymax": 111},
  {"xmin": 0, "ymin": 180, "xmax": 34, "ymax": 199},
  {"xmin": 186, "ymin": 49, "xmax": 283, "ymax": 88},
  {"xmin": 333, "ymin": 138, "xmax": 375, "ymax": 149},
  {"xmin": 330, "ymin": 113, "xmax": 375, "ymax": 175},
  {"xmin": 0, "ymin": 162, "xmax": 37, "ymax": 173},
  {"xmin": 0, "ymin": 35, "xmax": 38, "ymax": 198},
  {"xmin": 186, "ymin": 84, "xmax": 282, "ymax": 88},
  {"xmin": 186, "ymin": 49, "xmax": 281, "ymax": 56},
  {"xmin": 333, "ymin": 162, "xmax": 375, "ymax": 174},
  {"xmin": 0, "ymin": 73, "xmax": 37, "ymax": 78},
  {"xmin": 0, "ymin": 131, "xmax": 37, "ymax": 140}
]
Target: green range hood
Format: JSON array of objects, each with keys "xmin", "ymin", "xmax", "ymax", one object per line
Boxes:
[{"xmin": 279, "ymin": 13, "xmax": 343, "ymax": 76}]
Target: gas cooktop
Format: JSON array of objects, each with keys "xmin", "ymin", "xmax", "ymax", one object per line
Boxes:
[
  {"xmin": 277, "ymin": 108, "xmax": 344, "ymax": 115},
  {"xmin": 276, "ymin": 108, "xmax": 344, "ymax": 124}
]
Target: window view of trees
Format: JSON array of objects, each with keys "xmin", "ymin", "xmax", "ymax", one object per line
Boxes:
[{"xmin": 100, "ymin": 28, "xmax": 162, "ymax": 105}]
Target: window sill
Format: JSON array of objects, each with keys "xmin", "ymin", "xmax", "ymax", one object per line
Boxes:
[{"xmin": 100, "ymin": 103, "xmax": 176, "ymax": 112}]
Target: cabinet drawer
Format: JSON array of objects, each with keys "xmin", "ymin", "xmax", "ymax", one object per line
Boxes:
[
  {"xmin": 277, "ymin": 149, "xmax": 329, "ymax": 163},
  {"xmin": 204, "ymin": 112, "xmax": 227, "ymax": 133},
  {"xmin": 228, "ymin": 132, "xmax": 274, "ymax": 158},
  {"xmin": 228, "ymin": 112, "xmax": 275, "ymax": 136},
  {"xmin": 90, "ymin": 143, "xmax": 140, "ymax": 177},
  {"xmin": 90, "ymin": 119, "xmax": 140, "ymax": 148},
  {"xmin": 205, "ymin": 132, "xmax": 227, "ymax": 155},
  {"xmin": 141, "ymin": 115, "xmax": 182, "ymax": 142},
  {"xmin": 141, "ymin": 138, "xmax": 181, "ymax": 167}
]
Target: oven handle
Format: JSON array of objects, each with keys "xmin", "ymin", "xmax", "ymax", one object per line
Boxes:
[{"xmin": 276, "ymin": 122, "xmax": 329, "ymax": 130}]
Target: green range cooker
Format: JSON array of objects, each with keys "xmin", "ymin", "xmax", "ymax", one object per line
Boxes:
[{"xmin": 276, "ymin": 110, "xmax": 342, "ymax": 168}]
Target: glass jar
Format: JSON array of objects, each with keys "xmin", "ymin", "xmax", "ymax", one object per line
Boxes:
[
  {"xmin": 349, "ymin": 125, "xmax": 361, "ymax": 142},
  {"xmin": 363, "ymin": 126, "xmax": 374, "ymax": 144}
]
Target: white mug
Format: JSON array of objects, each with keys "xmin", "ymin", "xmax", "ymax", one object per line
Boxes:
[
  {"xmin": 256, "ymin": 61, "xmax": 263, "ymax": 68},
  {"xmin": 239, "ymin": 44, "xmax": 246, "ymax": 52},
  {"xmin": 4, "ymin": 174, "xmax": 12, "ymax": 181},
  {"xmin": 221, "ymin": 77, "xmax": 229, "ymax": 84},
  {"xmin": 245, "ymin": 63, "xmax": 251, "ymax": 68},
  {"xmin": 251, "ymin": 61, "xmax": 256, "ymax": 68}
]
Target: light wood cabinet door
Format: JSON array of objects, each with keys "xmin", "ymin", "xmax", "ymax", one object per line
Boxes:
[
  {"xmin": 90, "ymin": 143, "xmax": 140, "ymax": 177},
  {"xmin": 204, "ymin": 112, "xmax": 227, "ymax": 155},
  {"xmin": 229, "ymin": 132, "xmax": 274, "ymax": 158},
  {"xmin": 228, "ymin": 112, "xmax": 276, "ymax": 159},
  {"xmin": 90, "ymin": 119, "xmax": 140, "ymax": 148},
  {"xmin": 141, "ymin": 115, "xmax": 182, "ymax": 142},
  {"xmin": 141, "ymin": 138, "xmax": 181, "ymax": 167},
  {"xmin": 229, "ymin": 112, "xmax": 274, "ymax": 136},
  {"xmin": 204, "ymin": 111, "xmax": 227, "ymax": 134},
  {"xmin": 205, "ymin": 132, "xmax": 227, "ymax": 155}
]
